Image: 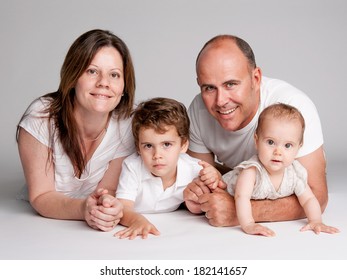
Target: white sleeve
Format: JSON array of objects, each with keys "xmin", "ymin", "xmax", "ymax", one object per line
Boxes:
[
  {"xmin": 115, "ymin": 156, "xmax": 139, "ymax": 201},
  {"xmin": 19, "ymin": 98, "xmax": 51, "ymax": 148},
  {"xmin": 262, "ymin": 78, "xmax": 324, "ymax": 157},
  {"xmin": 111, "ymin": 117, "xmax": 136, "ymax": 160},
  {"xmin": 289, "ymin": 94, "xmax": 324, "ymax": 157},
  {"xmin": 188, "ymin": 95, "xmax": 211, "ymax": 154}
]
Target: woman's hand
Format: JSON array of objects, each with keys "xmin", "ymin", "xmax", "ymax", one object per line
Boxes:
[{"xmin": 85, "ymin": 188, "xmax": 123, "ymax": 231}]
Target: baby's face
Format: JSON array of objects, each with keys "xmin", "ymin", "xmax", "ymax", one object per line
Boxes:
[
  {"xmin": 138, "ymin": 125, "xmax": 188, "ymax": 185},
  {"xmin": 255, "ymin": 117, "xmax": 303, "ymax": 174}
]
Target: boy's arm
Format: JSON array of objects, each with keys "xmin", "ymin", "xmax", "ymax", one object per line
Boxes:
[{"xmin": 114, "ymin": 199, "xmax": 160, "ymax": 239}]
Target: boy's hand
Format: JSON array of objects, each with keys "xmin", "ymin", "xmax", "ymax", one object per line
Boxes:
[
  {"xmin": 114, "ymin": 218, "xmax": 160, "ymax": 240},
  {"xmin": 198, "ymin": 161, "xmax": 222, "ymax": 190}
]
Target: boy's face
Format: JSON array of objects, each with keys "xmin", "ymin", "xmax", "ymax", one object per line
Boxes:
[{"xmin": 138, "ymin": 125, "xmax": 188, "ymax": 186}]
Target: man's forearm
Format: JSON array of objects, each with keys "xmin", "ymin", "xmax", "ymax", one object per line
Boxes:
[
  {"xmin": 214, "ymin": 162, "xmax": 232, "ymax": 175},
  {"xmin": 251, "ymin": 195, "xmax": 305, "ymax": 223}
]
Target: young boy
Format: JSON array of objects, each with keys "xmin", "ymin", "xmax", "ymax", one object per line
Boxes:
[{"xmin": 115, "ymin": 97, "xmax": 220, "ymax": 239}]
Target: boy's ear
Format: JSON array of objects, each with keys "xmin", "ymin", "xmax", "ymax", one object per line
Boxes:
[{"xmin": 180, "ymin": 139, "xmax": 189, "ymax": 153}]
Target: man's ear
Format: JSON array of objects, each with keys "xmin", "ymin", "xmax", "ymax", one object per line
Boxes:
[{"xmin": 251, "ymin": 67, "xmax": 262, "ymax": 91}]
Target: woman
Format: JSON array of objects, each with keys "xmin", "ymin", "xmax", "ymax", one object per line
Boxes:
[{"xmin": 16, "ymin": 29, "xmax": 136, "ymax": 231}]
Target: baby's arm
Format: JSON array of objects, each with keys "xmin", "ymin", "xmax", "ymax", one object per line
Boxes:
[
  {"xmin": 297, "ymin": 186, "xmax": 339, "ymax": 234},
  {"xmin": 235, "ymin": 167, "xmax": 275, "ymax": 237},
  {"xmin": 198, "ymin": 160, "xmax": 222, "ymax": 190},
  {"xmin": 114, "ymin": 199, "xmax": 160, "ymax": 240}
]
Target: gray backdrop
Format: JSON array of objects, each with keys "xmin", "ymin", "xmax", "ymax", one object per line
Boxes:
[{"xmin": 1, "ymin": 0, "xmax": 346, "ymax": 190}]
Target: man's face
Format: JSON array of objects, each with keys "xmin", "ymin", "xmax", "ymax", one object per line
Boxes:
[{"xmin": 197, "ymin": 41, "xmax": 261, "ymax": 131}]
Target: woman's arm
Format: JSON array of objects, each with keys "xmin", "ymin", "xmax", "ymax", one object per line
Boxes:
[
  {"xmin": 18, "ymin": 128, "xmax": 86, "ymax": 219},
  {"xmin": 18, "ymin": 128, "xmax": 123, "ymax": 231}
]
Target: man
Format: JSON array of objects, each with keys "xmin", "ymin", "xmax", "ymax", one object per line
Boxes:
[{"xmin": 184, "ymin": 35, "xmax": 328, "ymax": 227}]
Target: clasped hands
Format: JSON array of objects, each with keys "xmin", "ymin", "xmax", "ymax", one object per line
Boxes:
[
  {"xmin": 183, "ymin": 161, "xmax": 237, "ymax": 227},
  {"xmin": 85, "ymin": 188, "xmax": 123, "ymax": 231}
]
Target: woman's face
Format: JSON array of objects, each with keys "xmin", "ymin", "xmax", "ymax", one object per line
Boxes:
[{"xmin": 74, "ymin": 46, "xmax": 124, "ymax": 116}]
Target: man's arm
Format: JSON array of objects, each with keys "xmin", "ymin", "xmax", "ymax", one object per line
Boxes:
[
  {"xmin": 198, "ymin": 146, "xmax": 328, "ymax": 227},
  {"xmin": 297, "ymin": 145, "xmax": 328, "ymax": 212},
  {"xmin": 250, "ymin": 146, "xmax": 328, "ymax": 223},
  {"xmin": 254, "ymin": 146, "xmax": 328, "ymax": 222},
  {"xmin": 187, "ymin": 150, "xmax": 231, "ymax": 174},
  {"xmin": 186, "ymin": 150, "xmax": 304, "ymax": 226},
  {"xmin": 251, "ymin": 145, "xmax": 328, "ymax": 222},
  {"xmin": 187, "ymin": 150, "xmax": 214, "ymax": 164}
]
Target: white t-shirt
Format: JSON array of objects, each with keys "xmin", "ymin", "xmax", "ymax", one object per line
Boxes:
[
  {"xmin": 116, "ymin": 152, "xmax": 202, "ymax": 214},
  {"xmin": 19, "ymin": 97, "xmax": 135, "ymax": 199},
  {"xmin": 188, "ymin": 76, "xmax": 324, "ymax": 168}
]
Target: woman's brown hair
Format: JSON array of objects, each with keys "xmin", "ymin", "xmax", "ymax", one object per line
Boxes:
[{"xmin": 17, "ymin": 29, "xmax": 136, "ymax": 177}]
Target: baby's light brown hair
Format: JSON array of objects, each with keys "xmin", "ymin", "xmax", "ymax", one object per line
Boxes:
[
  {"xmin": 256, "ymin": 103, "xmax": 305, "ymax": 144},
  {"xmin": 132, "ymin": 97, "xmax": 190, "ymax": 150}
]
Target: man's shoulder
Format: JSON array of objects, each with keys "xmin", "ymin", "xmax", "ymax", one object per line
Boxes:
[
  {"xmin": 261, "ymin": 76, "xmax": 303, "ymax": 94},
  {"xmin": 260, "ymin": 76, "xmax": 312, "ymax": 106},
  {"xmin": 188, "ymin": 93, "xmax": 204, "ymax": 110}
]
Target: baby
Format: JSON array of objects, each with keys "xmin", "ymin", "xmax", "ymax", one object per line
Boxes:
[{"xmin": 223, "ymin": 103, "xmax": 339, "ymax": 236}]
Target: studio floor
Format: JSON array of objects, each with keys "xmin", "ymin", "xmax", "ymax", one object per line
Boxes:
[{"xmin": 0, "ymin": 162, "xmax": 346, "ymax": 260}]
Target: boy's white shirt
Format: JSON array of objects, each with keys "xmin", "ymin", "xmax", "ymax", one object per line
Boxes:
[{"xmin": 116, "ymin": 152, "xmax": 202, "ymax": 213}]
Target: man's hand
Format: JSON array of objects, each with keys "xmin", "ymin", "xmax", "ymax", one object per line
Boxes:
[
  {"xmin": 200, "ymin": 187, "xmax": 238, "ymax": 227},
  {"xmin": 183, "ymin": 177, "xmax": 211, "ymax": 214}
]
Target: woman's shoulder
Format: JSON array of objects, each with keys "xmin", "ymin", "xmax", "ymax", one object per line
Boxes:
[
  {"xmin": 109, "ymin": 112, "xmax": 133, "ymax": 130},
  {"xmin": 24, "ymin": 96, "xmax": 52, "ymax": 117}
]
